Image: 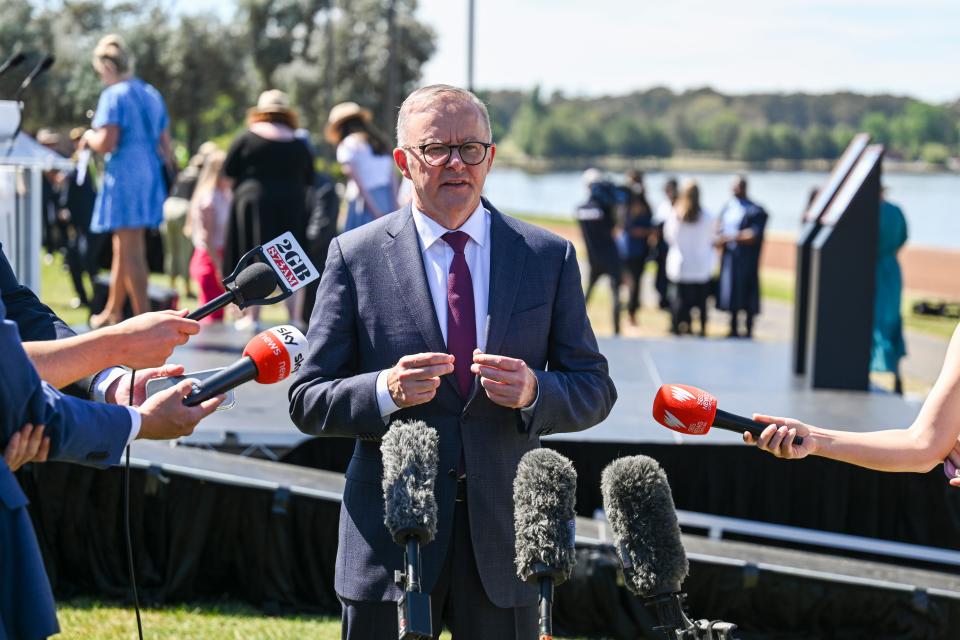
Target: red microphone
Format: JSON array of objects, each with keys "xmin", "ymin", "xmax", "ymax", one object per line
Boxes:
[
  {"xmin": 183, "ymin": 325, "xmax": 308, "ymax": 406},
  {"xmin": 651, "ymin": 384, "xmax": 803, "ymax": 445}
]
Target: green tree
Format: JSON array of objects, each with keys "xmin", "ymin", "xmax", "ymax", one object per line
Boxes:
[
  {"xmin": 860, "ymin": 112, "xmax": 891, "ymax": 146},
  {"xmin": 736, "ymin": 129, "xmax": 776, "ymax": 163},
  {"xmin": 803, "ymin": 125, "xmax": 838, "ymax": 159},
  {"xmin": 770, "ymin": 124, "xmax": 805, "ymax": 160},
  {"xmin": 508, "ymin": 87, "xmax": 548, "ymax": 156},
  {"xmin": 701, "ymin": 111, "xmax": 741, "ymax": 159}
]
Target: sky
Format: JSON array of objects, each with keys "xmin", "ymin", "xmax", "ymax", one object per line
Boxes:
[{"xmin": 180, "ymin": 0, "xmax": 960, "ymax": 102}]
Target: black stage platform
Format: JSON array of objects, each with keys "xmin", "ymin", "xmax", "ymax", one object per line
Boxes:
[{"xmin": 171, "ymin": 326, "xmax": 923, "ymax": 448}]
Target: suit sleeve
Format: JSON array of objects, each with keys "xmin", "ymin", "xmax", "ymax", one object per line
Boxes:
[
  {"xmin": 288, "ymin": 237, "xmax": 386, "ymax": 439},
  {"xmin": 526, "ymin": 240, "xmax": 617, "ymax": 437},
  {"xmin": 0, "ymin": 315, "xmax": 130, "ymax": 468}
]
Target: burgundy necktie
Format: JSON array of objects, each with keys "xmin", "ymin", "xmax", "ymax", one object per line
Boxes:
[{"xmin": 443, "ymin": 231, "xmax": 477, "ymax": 399}]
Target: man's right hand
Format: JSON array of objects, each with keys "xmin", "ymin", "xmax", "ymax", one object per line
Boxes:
[
  {"xmin": 387, "ymin": 352, "xmax": 455, "ymax": 408},
  {"xmin": 107, "ymin": 309, "xmax": 201, "ymax": 369},
  {"xmin": 3, "ymin": 423, "xmax": 50, "ymax": 472},
  {"xmin": 137, "ymin": 379, "xmax": 223, "ymax": 440}
]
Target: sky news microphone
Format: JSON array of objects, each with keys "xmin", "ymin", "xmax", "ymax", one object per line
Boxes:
[
  {"xmin": 13, "ymin": 55, "xmax": 54, "ymax": 100},
  {"xmin": 182, "ymin": 325, "xmax": 307, "ymax": 406},
  {"xmin": 514, "ymin": 448, "xmax": 577, "ymax": 640},
  {"xmin": 652, "ymin": 383, "xmax": 803, "ymax": 446},
  {"xmin": 381, "ymin": 420, "xmax": 439, "ymax": 640}
]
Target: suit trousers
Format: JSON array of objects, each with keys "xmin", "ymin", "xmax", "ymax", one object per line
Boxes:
[{"xmin": 340, "ymin": 500, "xmax": 537, "ymax": 639}]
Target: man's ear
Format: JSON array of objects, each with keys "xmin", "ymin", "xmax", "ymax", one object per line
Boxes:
[{"xmin": 393, "ymin": 148, "xmax": 412, "ymax": 180}]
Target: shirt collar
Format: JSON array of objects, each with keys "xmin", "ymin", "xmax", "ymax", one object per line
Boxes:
[{"xmin": 412, "ymin": 201, "xmax": 488, "ymax": 251}]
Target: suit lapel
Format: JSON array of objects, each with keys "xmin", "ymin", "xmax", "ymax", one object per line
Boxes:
[
  {"xmin": 382, "ymin": 206, "xmax": 461, "ymax": 404},
  {"xmin": 466, "ymin": 201, "xmax": 527, "ymax": 409}
]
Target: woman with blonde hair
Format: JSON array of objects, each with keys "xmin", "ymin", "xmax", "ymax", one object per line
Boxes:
[
  {"xmin": 187, "ymin": 150, "xmax": 231, "ymax": 323},
  {"xmin": 223, "ymin": 90, "xmax": 315, "ymax": 330},
  {"xmin": 80, "ymin": 34, "xmax": 171, "ymax": 328},
  {"xmin": 663, "ymin": 179, "xmax": 715, "ymax": 336}
]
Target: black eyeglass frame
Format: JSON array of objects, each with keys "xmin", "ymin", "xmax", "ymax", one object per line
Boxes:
[{"xmin": 403, "ymin": 141, "xmax": 493, "ymax": 166}]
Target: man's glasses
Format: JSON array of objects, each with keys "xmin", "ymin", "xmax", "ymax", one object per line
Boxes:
[{"xmin": 405, "ymin": 142, "xmax": 492, "ymax": 167}]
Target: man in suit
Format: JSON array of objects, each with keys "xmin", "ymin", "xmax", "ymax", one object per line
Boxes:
[{"xmin": 290, "ymin": 85, "xmax": 617, "ymax": 638}]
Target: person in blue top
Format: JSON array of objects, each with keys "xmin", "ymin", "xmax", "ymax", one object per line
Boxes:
[
  {"xmin": 716, "ymin": 176, "xmax": 768, "ymax": 339},
  {"xmin": 79, "ymin": 34, "xmax": 171, "ymax": 329},
  {"xmin": 872, "ymin": 195, "xmax": 909, "ymax": 394},
  {"xmin": 620, "ymin": 170, "xmax": 655, "ymax": 326}
]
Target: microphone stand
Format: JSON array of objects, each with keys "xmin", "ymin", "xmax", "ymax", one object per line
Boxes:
[
  {"xmin": 645, "ymin": 592, "xmax": 738, "ymax": 640},
  {"xmin": 393, "ymin": 532, "xmax": 432, "ymax": 640},
  {"xmin": 528, "ymin": 562, "xmax": 556, "ymax": 640}
]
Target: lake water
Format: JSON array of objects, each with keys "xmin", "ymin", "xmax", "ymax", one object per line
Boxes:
[{"xmin": 484, "ymin": 168, "xmax": 960, "ymax": 250}]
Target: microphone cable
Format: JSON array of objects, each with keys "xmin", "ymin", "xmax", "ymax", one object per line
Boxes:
[{"xmin": 124, "ymin": 368, "xmax": 145, "ymax": 640}]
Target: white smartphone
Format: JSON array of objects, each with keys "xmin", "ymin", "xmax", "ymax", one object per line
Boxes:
[{"xmin": 144, "ymin": 368, "xmax": 236, "ymax": 411}]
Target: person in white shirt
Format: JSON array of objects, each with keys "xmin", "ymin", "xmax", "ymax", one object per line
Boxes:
[
  {"xmin": 662, "ymin": 179, "xmax": 715, "ymax": 336},
  {"xmin": 325, "ymin": 102, "xmax": 398, "ymax": 232}
]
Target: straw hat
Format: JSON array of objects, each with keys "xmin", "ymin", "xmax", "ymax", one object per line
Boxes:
[
  {"xmin": 253, "ymin": 89, "xmax": 293, "ymax": 115},
  {"xmin": 325, "ymin": 101, "xmax": 373, "ymax": 144}
]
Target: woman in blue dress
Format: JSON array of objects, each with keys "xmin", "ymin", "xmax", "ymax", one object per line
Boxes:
[{"xmin": 80, "ymin": 34, "xmax": 171, "ymax": 328}]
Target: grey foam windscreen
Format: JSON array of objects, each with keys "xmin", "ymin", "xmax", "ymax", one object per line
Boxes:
[{"xmin": 381, "ymin": 420, "xmax": 439, "ymax": 544}]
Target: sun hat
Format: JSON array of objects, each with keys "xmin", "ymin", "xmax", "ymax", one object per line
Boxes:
[{"xmin": 324, "ymin": 101, "xmax": 373, "ymax": 144}]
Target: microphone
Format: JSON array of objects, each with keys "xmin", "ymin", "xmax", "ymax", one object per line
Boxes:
[
  {"xmin": 186, "ymin": 262, "xmax": 277, "ymax": 321},
  {"xmin": 0, "ymin": 52, "xmax": 25, "ymax": 79},
  {"xmin": 187, "ymin": 231, "xmax": 321, "ymax": 321},
  {"xmin": 182, "ymin": 325, "xmax": 307, "ymax": 406},
  {"xmin": 13, "ymin": 55, "xmax": 54, "ymax": 100},
  {"xmin": 513, "ymin": 448, "xmax": 577, "ymax": 640},
  {"xmin": 602, "ymin": 456, "xmax": 739, "ymax": 639},
  {"xmin": 652, "ymin": 383, "xmax": 803, "ymax": 446},
  {"xmin": 381, "ymin": 420, "xmax": 439, "ymax": 640}
]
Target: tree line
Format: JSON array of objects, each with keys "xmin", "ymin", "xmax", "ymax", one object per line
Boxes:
[
  {"xmin": 487, "ymin": 86, "xmax": 960, "ymax": 165},
  {"xmin": 1, "ymin": 0, "xmax": 434, "ymax": 157}
]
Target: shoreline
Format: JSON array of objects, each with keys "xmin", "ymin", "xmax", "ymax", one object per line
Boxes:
[{"xmin": 494, "ymin": 153, "xmax": 958, "ymax": 176}]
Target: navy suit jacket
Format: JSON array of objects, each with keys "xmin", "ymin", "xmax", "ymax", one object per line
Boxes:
[
  {"xmin": 0, "ymin": 266, "xmax": 132, "ymax": 639},
  {"xmin": 289, "ymin": 201, "xmax": 617, "ymax": 608}
]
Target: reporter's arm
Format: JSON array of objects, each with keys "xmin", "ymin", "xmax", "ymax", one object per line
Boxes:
[{"xmin": 751, "ymin": 323, "xmax": 960, "ymax": 472}]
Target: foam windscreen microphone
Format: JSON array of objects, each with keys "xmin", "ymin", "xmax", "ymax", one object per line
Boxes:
[
  {"xmin": 381, "ymin": 421, "xmax": 439, "ymax": 640},
  {"xmin": 381, "ymin": 420, "xmax": 439, "ymax": 545},
  {"xmin": 652, "ymin": 383, "xmax": 803, "ymax": 445},
  {"xmin": 514, "ymin": 448, "xmax": 578, "ymax": 640},
  {"xmin": 601, "ymin": 456, "xmax": 694, "ymax": 635},
  {"xmin": 182, "ymin": 325, "xmax": 307, "ymax": 406}
]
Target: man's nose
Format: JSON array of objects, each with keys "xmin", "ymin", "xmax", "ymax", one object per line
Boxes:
[{"xmin": 445, "ymin": 148, "xmax": 466, "ymax": 170}]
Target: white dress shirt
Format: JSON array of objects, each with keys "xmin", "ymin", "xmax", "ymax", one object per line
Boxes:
[{"xmin": 375, "ymin": 203, "xmax": 538, "ymax": 419}]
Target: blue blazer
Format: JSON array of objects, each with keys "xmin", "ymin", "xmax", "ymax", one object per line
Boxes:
[
  {"xmin": 0, "ymin": 294, "xmax": 132, "ymax": 639},
  {"xmin": 289, "ymin": 201, "xmax": 617, "ymax": 608}
]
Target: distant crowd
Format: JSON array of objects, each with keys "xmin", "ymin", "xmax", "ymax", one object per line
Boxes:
[{"xmin": 575, "ymin": 170, "xmax": 768, "ymax": 338}]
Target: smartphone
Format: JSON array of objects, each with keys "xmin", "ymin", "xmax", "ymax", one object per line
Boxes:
[
  {"xmin": 144, "ymin": 368, "xmax": 236, "ymax": 411},
  {"xmin": 945, "ymin": 458, "xmax": 959, "ymax": 480}
]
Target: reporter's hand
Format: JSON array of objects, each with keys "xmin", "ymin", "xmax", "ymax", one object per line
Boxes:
[
  {"xmin": 471, "ymin": 350, "xmax": 538, "ymax": 409},
  {"xmin": 3, "ymin": 424, "xmax": 50, "ymax": 472},
  {"xmin": 946, "ymin": 441, "xmax": 960, "ymax": 488},
  {"xmin": 744, "ymin": 414, "xmax": 817, "ymax": 459},
  {"xmin": 107, "ymin": 309, "xmax": 200, "ymax": 369},
  {"xmin": 387, "ymin": 353, "xmax": 455, "ymax": 408},
  {"xmin": 137, "ymin": 379, "xmax": 223, "ymax": 440},
  {"xmin": 106, "ymin": 363, "xmax": 186, "ymax": 406}
]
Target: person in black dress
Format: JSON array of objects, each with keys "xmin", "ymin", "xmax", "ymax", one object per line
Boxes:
[{"xmin": 224, "ymin": 90, "xmax": 315, "ymax": 329}]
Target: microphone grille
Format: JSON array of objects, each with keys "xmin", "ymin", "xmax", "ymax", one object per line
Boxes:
[
  {"xmin": 235, "ymin": 262, "xmax": 279, "ymax": 300},
  {"xmin": 513, "ymin": 448, "xmax": 578, "ymax": 585},
  {"xmin": 600, "ymin": 455, "xmax": 688, "ymax": 597},
  {"xmin": 381, "ymin": 420, "xmax": 439, "ymax": 544}
]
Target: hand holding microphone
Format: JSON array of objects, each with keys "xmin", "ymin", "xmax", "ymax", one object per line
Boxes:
[
  {"xmin": 652, "ymin": 384, "xmax": 803, "ymax": 446},
  {"xmin": 746, "ymin": 414, "xmax": 817, "ymax": 460},
  {"xmin": 182, "ymin": 325, "xmax": 308, "ymax": 406}
]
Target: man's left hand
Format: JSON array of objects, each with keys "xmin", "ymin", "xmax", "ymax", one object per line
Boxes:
[
  {"xmin": 4, "ymin": 424, "xmax": 50, "ymax": 472},
  {"xmin": 106, "ymin": 364, "xmax": 186, "ymax": 406},
  {"xmin": 471, "ymin": 350, "xmax": 537, "ymax": 409}
]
